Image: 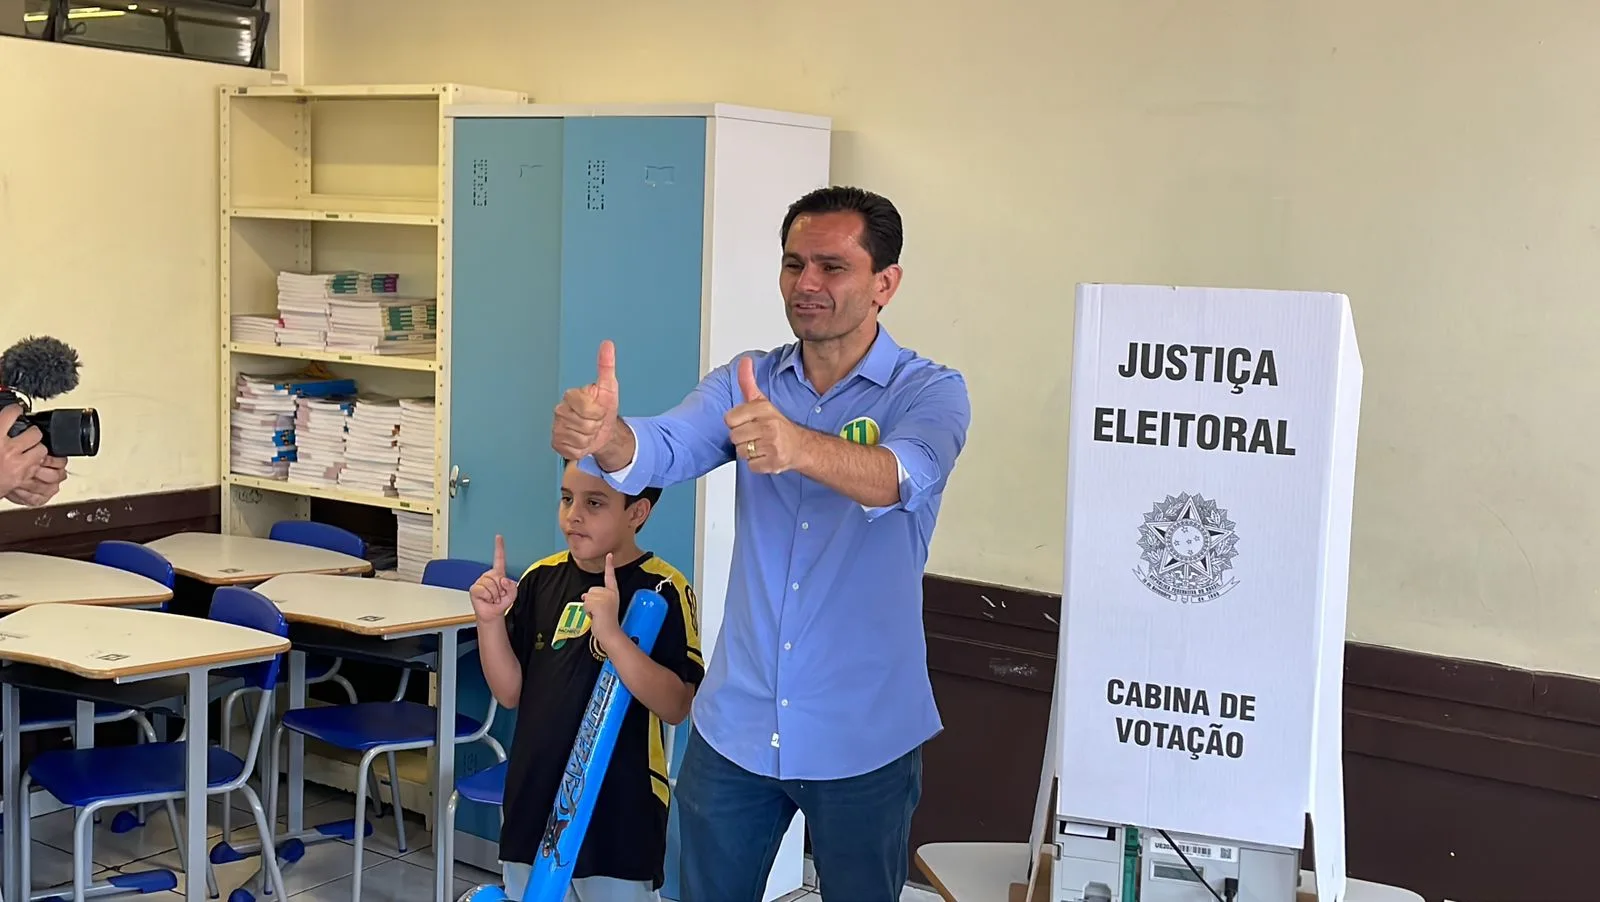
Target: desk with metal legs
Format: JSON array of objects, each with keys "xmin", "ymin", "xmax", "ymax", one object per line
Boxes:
[
  {"xmin": 0, "ymin": 602, "xmax": 288, "ymax": 902},
  {"xmin": 249, "ymin": 572, "xmax": 478, "ymax": 902}
]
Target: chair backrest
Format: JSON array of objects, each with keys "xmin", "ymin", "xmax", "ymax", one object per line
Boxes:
[
  {"xmin": 421, "ymin": 557, "xmax": 492, "ymax": 591},
  {"xmin": 209, "ymin": 585, "xmax": 289, "ymax": 692},
  {"xmin": 93, "ymin": 540, "xmax": 175, "ymax": 588},
  {"xmin": 422, "ymin": 556, "xmax": 501, "ymax": 733},
  {"xmin": 268, "ymin": 519, "xmax": 366, "ymax": 559}
]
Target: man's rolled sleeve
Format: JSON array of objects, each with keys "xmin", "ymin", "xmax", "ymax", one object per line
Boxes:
[{"xmin": 867, "ymin": 371, "xmax": 972, "ymax": 519}]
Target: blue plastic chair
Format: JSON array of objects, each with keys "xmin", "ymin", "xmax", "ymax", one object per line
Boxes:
[
  {"xmin": 267, "ymin": 519, "xmax": 363, "ymax": 703},
  {"xmin": 443, "ymin": 760, "xmax": 508, "ymax": 893},
  {"xmin": 16, "ymin": 587, "xmax": 291, "ymax": 902},
  {"xmin": 14, "ymin": 543, "xmax": 172, "ymax": 835},
  {"xmin": 216, "ymin": 520, "xmax": 365, "ymax": 844},
  {"xmin": 264, "ymin": 557, "xmax": 504, "ymax": 902},
  {"xmin": 364, "ymin": 557, "xmax": 492, "ymax": 852}
]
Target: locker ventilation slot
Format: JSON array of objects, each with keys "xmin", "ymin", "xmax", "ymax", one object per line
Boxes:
[
  {"xmin": 471, "ymin": 159, "xmax": 489, "ymax": 207},
  {"xmin": 586, "ymin": 159, "xmax": 607, "ymax": 211}
]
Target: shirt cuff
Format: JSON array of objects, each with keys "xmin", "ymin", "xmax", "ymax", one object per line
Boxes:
[
  {"xmin": 576, "ymin": 420, "xmax": 650, "ymax": 495},
  {"xmin": 605, "ymin": 451, "xmax": 637, "ymax": 484},
  {"xmin": 860, "ymin": 446, "xmax": 909, "ymax": 518}
]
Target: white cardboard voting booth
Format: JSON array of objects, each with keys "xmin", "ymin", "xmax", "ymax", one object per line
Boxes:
[{"xmin": 1040, "ymin": 283, "xmax": 1362, "ymax": 902}]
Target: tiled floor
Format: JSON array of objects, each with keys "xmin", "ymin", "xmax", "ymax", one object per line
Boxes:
[{"xmin": 5, "ymin": 783, "xmax": 944, "ymax": 901}]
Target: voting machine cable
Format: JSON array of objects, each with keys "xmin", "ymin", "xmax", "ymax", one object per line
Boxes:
[{"xmin": 1154, "ymin": 829, "xmax": 1227, "ymax": 902}]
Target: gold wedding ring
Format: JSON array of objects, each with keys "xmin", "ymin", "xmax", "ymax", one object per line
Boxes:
[{"xmin": 747, "ymin": 441, "xmax": 756, "ymax": 456}]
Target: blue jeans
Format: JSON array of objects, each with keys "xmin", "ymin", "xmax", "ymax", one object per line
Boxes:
[{"xmin": 676, "ymin": 728, "xmax": 922, "ymax": 902}]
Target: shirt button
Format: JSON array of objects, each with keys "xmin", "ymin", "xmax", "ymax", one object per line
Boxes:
[
  {"xmin": 813, "ymin": 406, "xmax": 822, "ymax": 413},
  {"xmin": 801, "ymin": 522, "xmax": 809, "ymax": 530},
  {"xmin": 781, "ymin": 699, "xmax": 789, "ymax": 707},
  {"xmin": 784, "ymin": 642, "xmax": 792, "ymax": 650},
  {"xmin": 791, "ymin": 582, "xmax": 799, "ymax": 591}
]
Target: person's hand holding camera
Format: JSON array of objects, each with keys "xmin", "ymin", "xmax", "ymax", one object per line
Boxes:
[{"xmin": 0, "ymin": 405, "xmax": 65, "ymax": 507}]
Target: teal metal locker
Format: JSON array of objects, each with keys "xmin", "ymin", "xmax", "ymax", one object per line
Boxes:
[{"xmin": 447, "ymin": 114, "xmax": 708, "ymax": 892}]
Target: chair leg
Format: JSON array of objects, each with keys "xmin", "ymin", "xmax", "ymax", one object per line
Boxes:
[
  {"xmin": 19, "ymin": 776, "xmax": 34, "ymax": 900},
  {"xmin": 219, "ymin": 692, "xmax": 235, "ymax": 843},
  {"xmin": 165, "ymin": 798, "xmax": 221, "ymax": 899},
  {"xmin": 444, "ymin": 790, "xmax": 460, "ymax": 899},
  {"xmin": 238, "ymin": 784, "xmax": 289, "ymax": 901},
  {"xmin": 72, "ymin": 805, "xmax": 94, "ymax": 902},
  {"xmin": 266, "ymin": 723, "xmax": 285, "ymax": 833},
  {"xmin": 350, "ymin": 748, "xmax": 381, "ymax": 902},
  {"xmin": 385, "ymin": 750, "xmax": 407, "ymax": 853},
  {"xmin": 131, "ymin": 712, "xmax": 158, "ymax": 828}
]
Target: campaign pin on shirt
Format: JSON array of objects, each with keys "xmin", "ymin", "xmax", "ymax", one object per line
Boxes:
[{"xmin": 839, "ymin": 416, "xmax": 880, "ymax": 446}]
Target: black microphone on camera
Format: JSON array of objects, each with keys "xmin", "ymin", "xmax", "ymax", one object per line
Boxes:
[{"xmin": 0, "ymin": 336, "xmax": 99, "ymax": 458}]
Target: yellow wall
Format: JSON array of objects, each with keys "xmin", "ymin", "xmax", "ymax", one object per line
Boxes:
[
  {"xmin": 301, "ymin": 0, "xmax": 1597, "ymax": 676},
  {"xmin": 1, "ymin": 38, "xmax": 271, "ymax": 501}
]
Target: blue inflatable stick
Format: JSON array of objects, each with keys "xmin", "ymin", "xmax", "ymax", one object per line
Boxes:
[{"xmin": 455, "ymin": 588, "xmax": 670, "ymax": 902}]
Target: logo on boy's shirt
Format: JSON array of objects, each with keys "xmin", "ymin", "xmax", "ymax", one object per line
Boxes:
[
  {"xmin": 839, "ymin": 416, "xmax": 881, "ymax": 446},
  {"xmin": 552, "ymin": 600, "xmax": 591, "ymax": 649},
  {"xmin": 682, "ymin": 583, "xmax": 700, "ymax": 629}
]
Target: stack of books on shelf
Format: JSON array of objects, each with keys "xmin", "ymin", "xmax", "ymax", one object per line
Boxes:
[
  {"xmin": 395, "ymin": 398, "xmax": 435, "ymax": 502},
  {"xmin": 338, "ymin": 396, "xmax": 403, "ymax": 498},
  {"xmin": 285, "ymin": 396, "xmax": 354, "ymax": 487},
  {"xmin": 274, "ymin": 271, "xmax": 401, "ymax": 350},
  {"xmin": 394, "ymin": 510, "xmax": 433, "ymax": 583},
  {"xmin": 230, "ymin": 314, "xmax": 278, "ymax": 345},
  {"xmin": 228, "ymin": 367, "xmax": 357, "ymax": 481},
  {"xmin": 228, "ymin": 380, "xmax": 295, "ymax": 479},
  {"xmin": 326, "ymin": 296, "xmax": 438, "ymax": 358}
]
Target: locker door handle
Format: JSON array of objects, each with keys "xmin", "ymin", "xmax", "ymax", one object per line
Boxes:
[{"xmin": 449, "ymin": 465, "xmax": 471, "ymax": 498}]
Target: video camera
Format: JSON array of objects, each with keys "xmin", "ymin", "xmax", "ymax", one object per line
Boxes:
[{"xmin": 0, "ymin": 336, "xmax": 99, "ymax": 458}]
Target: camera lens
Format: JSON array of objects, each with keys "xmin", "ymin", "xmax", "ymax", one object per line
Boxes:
[{"xmin": 41, "ymin": 408, "xmax": 98, "ymax": 457}]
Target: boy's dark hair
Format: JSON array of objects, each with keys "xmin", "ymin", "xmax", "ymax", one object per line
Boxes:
[
  {"xmin": 558, "ymin": 455, "xmax": 662, "ymax": 515},
  {"xmin": 779, "ymin": 185, "xmax": 903, "ymax": 273}
]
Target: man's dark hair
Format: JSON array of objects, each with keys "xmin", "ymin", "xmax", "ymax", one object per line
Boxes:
[
  {"xmin": 558, "ymin": 455, "xmax": 662, "ymax": 510},
  {"xmin": 780, "ymin": 186, "xmax": 903, "ymax": 273}
]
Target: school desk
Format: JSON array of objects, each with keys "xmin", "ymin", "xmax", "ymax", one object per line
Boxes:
[
  {"xmin": 0, "ymin": 551, "xmax": 175, "ymax": 611},
  {"xmin": 144, "ymin": 532, "xmax": 371, "ymax": 585},
  {"xmin": 0, "ymin": 602, "xmax": 289, "ymax": 902},
  {"xmin": 252, "ymin": 571, "xmax": 475, "ymax": 902}
]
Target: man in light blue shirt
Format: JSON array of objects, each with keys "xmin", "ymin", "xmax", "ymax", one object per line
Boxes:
[{"xmin": 552, "ymin": 186, "xmax": 970, "ymax": 902}]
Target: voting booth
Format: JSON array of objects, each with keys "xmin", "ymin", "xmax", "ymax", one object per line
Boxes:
[{"xmin": 1030, "ymin": 283, "xmax": 1362, "ymax": 902}]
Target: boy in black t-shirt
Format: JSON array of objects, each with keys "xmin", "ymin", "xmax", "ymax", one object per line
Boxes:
[{"xmin": 469, "ymin": 458, "xmax": 704, "ymax": 902}]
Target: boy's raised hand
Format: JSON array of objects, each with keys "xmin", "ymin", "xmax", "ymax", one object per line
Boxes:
[
  {"xmin": 582, "ymin": 552, "xmax": 623, "ymax": 643},
  {"xmin": 469, "ymin": 534, "xmax": 519, "ymax": 623}
]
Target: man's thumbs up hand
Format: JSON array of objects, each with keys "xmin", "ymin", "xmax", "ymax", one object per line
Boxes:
[
  {"xmin": 724, "ymin": 355, "xmax": 806, "ymax": 475},
  {"xmin": 553, "ymin": 340, "xmax": 621, "ymax": 460},
  {"xmin": 737, "ymin": 356, "xmax": 766, "ymax": 403}
]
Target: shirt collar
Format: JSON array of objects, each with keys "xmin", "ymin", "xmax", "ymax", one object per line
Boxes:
[{"xmin": 778, "ymin": 324, "xmax": 901, "ymax": 389}]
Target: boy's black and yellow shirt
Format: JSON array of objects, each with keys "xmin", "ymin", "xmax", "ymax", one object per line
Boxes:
[{"xmin": 498, "ymin": 549, "xmax": 704, "ymax": 888}]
